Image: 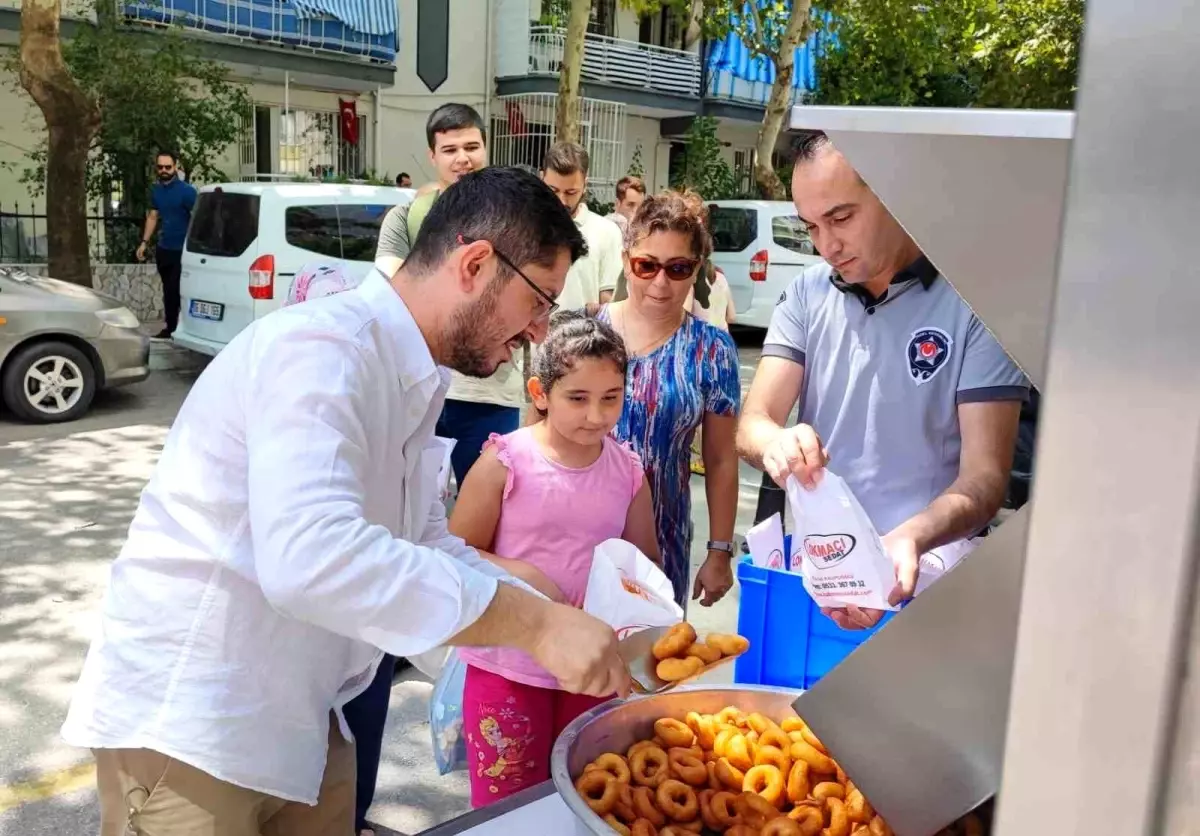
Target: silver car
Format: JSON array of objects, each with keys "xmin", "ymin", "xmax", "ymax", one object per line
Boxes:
[{"xmin": 0, "ymin": 266, "xmax": 150, "ymax": 423}]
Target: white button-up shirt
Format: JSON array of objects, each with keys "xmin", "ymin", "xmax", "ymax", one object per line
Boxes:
[{"xmin": 62, "ymin": 271, "xmax": 511, "ymax": 804}]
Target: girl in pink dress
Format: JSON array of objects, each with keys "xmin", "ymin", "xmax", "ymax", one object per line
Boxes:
[{"xmin": 449, "ymin": 312, "xmax": 660, "ymax": 808}]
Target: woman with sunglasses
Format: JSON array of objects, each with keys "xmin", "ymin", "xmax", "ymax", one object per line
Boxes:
[{"xmin": 598, "ymin": 189, "xmax": 742, "ymax": 610}]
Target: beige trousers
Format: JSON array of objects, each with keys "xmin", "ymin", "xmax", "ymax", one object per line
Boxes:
[{"xmin": 94, "ymin": 719, "xmax": 355, "ymax": 836}]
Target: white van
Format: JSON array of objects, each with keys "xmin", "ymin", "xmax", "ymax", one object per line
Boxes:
[
  {"xmin": 708, "ymin": 200, "xmax": 823, "ymax": 330},
  {"xmin": 173, "ymin": 183, "xmax": 416, "ymax": 356}
]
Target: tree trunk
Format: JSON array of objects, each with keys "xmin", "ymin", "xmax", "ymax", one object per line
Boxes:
[
  {"xmin": 554, "ymin": 0, "xmax": 591, "ymax": 144},
  {"xmin": 753, "ymin": 1, "xmax": 811, "ymax": 200},
  {"xmin": 18, "ymin": 0, "xmax": 101, "ymax": 287}
]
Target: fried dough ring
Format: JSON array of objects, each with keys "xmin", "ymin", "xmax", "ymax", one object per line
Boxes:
[
  {"xmin": 685, "ymin": 711, "xmax": 717, "ymax": 749},
  {"xmin": 716, "ymin": 706, "xmax": 743, "ymax": 726},
  {"xmin": 705, "ymin": 760, "xmax": 722, "ymax": 791},
  {"xmin": 788, "ymin": 802, "xmax": 825, "ymax": 836},
  {"xmin": 631, "ymin": 745, "xmax": 670, "ymax": 788},
  {"xmin": 667, "ymin": 745, "xmax": 703, "ymax": 762},
  {"xmin": 668, "ymin": 751, "xmax": 708, "ymax": 787},
  {"xmin": 763, "ymin": 819, "xmax": 805, "ymax": 836},
  {"xmin": 780, "ymin": 716, "xmax": 807, "ymax": 733},
  {"xmin": 685, "ymin": 641, "xmax": 722, "ymax": 664},
  {"xmin": 652, "ymin": 623, "xmax": 697, "ymax": 660},
  {"xmin": 811, "ymin": 781, "xmax": 845, "ymax": 803},
  {"xmin": 746, "ymin": 712, "xmax": 775, "ymax": 735},
  {"xmin": 726, "ymin": 827, "xmax": 760, "ymax": 836},
  {"xmin": 654, "ymin": 718, "xmax": 695, "ymax": 749},
  {"xmin": 708, "ymin": 790, "xmax": 740, "ymax": 828},
  {"xmin": 591, "ymin": 752, "xmax": 632, "ymax": 785},
  {"xmin": 612, "ymin": 782, "xmax": 638, "ymax": 823},
  {"xmin": 697, "ymin": 789, "xmax": 721, "ymax": 831},
  {"xmin": 576, "ymin": 770, "xmax": 619, "ymax": 815},
  {"xmin": 673, "ymin": 817, "xmax": 702, "ymax": 833},
  {"xmin": 743, "ymin": 764, "xmax": 785, "ymax": 807},
  {"xmin": 800, "ymin": 726, "xmax": 828, "ymax": 755},
  {"xmin": 786, "ymin": 760, "xmax": 811, "ymax": 804},
  {"xmin": 632, "ymin": 785, "xmax": 666, "ymax": 826},
  {"xmin": 868, "ymin": 815, "xmax": 893, "ymax": 836},
  {"xmin": 734, "ymin": 790, "xmax": 781, "ymax": 828},
  {"xmin": 605, "ymin": 813, "xmax": 632, "ymax": 836},
  {"xmin": 755, "ymin": 743, "xmax": 792, "ymax": 774},
  {"xmin": 725, "ymin": 733, "xmax": 755, "ymax": 772},
  {"xmin": 659, "ymin": 827, "xmax": 697, "ymax": 836},
  {"xmin": 714, "ymin": 756, "xmax": 746, "ymax": 791},
  {"xmin": 630, "ymin": 819, "xmax": 659, "ymax": 836},
  {"xmin": 628, "ymin": 740, "xmax": 657, "ymax": 761},
  {"xmin": 714, "ymin": 727, "xmax": 737, "ymax": 759},
  {"xmin": 760, "ymin": 726, "xmax": 793, "ymax": 752},
  {"xmin": 791, "ymin": 739, "xmax": 836, "ymax": 774},
  {"xmin": 707, "ymin": 633, "xmax": 750, "ymax": 656},
  {"xmin": 845, "ymin": 788, "xmax": 873, "ymax": 824},
  {"xmin": 656, "ymin": 656, "xmax": 704, "ymax": 682},
  {"xmin": 825, "ymin": 797, "xmax": 851, "ymax": 836},
  {"xmin": 656, "ymin": 779, "xmax": 699, "ymax": 822}
]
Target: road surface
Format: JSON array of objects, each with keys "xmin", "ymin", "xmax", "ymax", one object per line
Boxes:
[{"xmin": 0, "ymin": 336, "xmax": 774, "ymax": 834}]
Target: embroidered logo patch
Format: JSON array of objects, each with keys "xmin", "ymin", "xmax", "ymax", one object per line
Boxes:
[{"xmin": 907, "ymin": 327, "xmax": 953, "ymax": 385}]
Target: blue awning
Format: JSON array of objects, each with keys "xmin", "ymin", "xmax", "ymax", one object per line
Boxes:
[
  {"xmin": 705, "ymin": 4, "xmax": 825, "ymax": 92},
  {"xmin": 288, "ymin": 0, "xmax": 396, "ymax": 38}
]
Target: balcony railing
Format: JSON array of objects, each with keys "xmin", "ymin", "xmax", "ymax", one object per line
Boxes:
[
  {"xmin": 523, "ymin": 26, "xmax": 701, "ymax": 99},
  {"xmin": 122, "ymin": 0, "xmax": 397, "ymax": 66}
]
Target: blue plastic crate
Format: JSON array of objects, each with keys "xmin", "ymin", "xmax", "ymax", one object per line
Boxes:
[{"xmin": 734, "ymin": 539, "xmax": 892, "ymax": 689}]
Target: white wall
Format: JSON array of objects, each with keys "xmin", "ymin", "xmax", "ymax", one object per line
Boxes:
[{"xmin": 623, "ymin": 114, "xmax": 671, "ymax": 194}]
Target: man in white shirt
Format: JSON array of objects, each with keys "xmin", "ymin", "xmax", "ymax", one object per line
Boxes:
[
  {"xmin": 62, "ymin": 167, "xmax": 625, "ymax": 836},
  {"xmin": 540, "ymin": 141, "xmax": 624, "ymax": 312}
]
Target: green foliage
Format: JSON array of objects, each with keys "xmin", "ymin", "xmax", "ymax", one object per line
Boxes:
[
  {"xmin": 972, "ymin": 0, "xmax": 1085, "ymax": 109},
  {"xmin": 14, "ymin": 1, "xmax": 251, "ymax": 214},
  {"xmin": 811, "ymin": 0, "xmax": 1083, "ymax": 109},
  {"xmin": 670, "ymin": 116, "xmax": 738, "ymax": 200},
  {"xmin": 627, "ymin": 140, "xmax": 645, "ymax": 178},
  {"xmin": 586, "ymin": 198, "xmax": 615, "ymax": 216},
  {"xmin": 538, "ymin": 0, "xmax": 573, "ymax": 26}
]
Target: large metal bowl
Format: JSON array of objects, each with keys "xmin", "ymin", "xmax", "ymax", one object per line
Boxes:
[{"xmin": 550, "ymin": 685, "xmax": 803, "ymax": 835}]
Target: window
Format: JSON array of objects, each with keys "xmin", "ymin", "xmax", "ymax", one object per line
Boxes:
[
  {"xmin": 187, "ymin": 191, "xmax": 260, "ymax": 257},
  {"xmin": 339, "ymin": 204, "xmax": 392, "ymax": 262},
  {"xmin": 709, "ymin": 207, "xmax": 756, "ymax": 252},
  {"xmin": 772, "ymin": 215, "xmax": 815, "ymax": 255},
  {"xmin": 285, "ymin": 205, "xmax": 342, "ymax": 259}
]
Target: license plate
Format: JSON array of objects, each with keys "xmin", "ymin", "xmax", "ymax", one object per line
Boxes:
[{"xmin": 190, "ymin": 299, "xmax": 224, "ymax": 321}]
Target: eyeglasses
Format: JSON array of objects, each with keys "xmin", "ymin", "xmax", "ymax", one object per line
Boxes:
[
  {"xmin": 156, "ymin": 165, "xmax": 174, "ymax": 171},
  {"xmin": 628, "ymin": 256, "xmax": 700, "ymax": 282},
  {"xmin": 457, "ymin": 234, "xmax": 559, "ymax": 318}
]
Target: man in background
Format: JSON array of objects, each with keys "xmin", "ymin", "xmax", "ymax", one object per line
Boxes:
[
  {"xmin": 395, "ymin": 172, "xmax": 412, "ymax": 188},
  {"xmin": 540, "ymin": 142, "xmax": 623, "ymax": 312},
  {"xmin": 609, "ymin": 175, "xmax": 645, "ymax": 236},
  {"xmin": 135, "ymin": 151, "xmax": 196, "ymax": 340}
]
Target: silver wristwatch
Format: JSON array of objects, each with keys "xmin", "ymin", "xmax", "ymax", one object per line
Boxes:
[{"xmin": 706, "ymin": 539, "xmax": 735, "ymax": 555}]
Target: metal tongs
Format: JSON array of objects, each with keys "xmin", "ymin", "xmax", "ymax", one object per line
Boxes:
[{"xmin": 617, "ymin": 626, "xmax": 744, "ymax": 695}]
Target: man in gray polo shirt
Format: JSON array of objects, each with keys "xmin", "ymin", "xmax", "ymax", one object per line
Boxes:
[{"xmin": 737, "ymin": 133, "xmax": 1028, "ymax": 630}]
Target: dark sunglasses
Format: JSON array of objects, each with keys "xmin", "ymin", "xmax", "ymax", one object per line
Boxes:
[
  {"xmin": 456, "ymin": 234, "xmax": 559, "ymax": 319},
  {"xmin": 156, "ymin": 165, "xmax": 174, "ymax": 171},
  {"xmin": 628, "ymin": 256, "xmax": 700, "ymax": 282}
]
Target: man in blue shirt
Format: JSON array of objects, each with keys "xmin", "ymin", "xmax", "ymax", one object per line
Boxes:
[{"xmin": 136, "ymin": 152, "xmax": 197, "ymax": 339}]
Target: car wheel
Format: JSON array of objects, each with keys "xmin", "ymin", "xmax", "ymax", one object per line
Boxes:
[{"xmin": 1, "ymin": 340, "xmax": 97, "ymax": 424}]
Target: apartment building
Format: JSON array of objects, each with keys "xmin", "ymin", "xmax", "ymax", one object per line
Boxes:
[{"xmin": 0, "ymin": 0, "xmax": 817, "ymax": 213}]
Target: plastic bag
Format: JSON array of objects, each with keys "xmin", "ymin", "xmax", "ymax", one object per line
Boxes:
[
  {"xmin": 583, "ymin": 539, "xmax": 683, "ymax": 640},
  {"xmin": 428, "ymin": 651, "xmax": 468, "ymax": 775},
  {"xmin": 786, "ymin": 472, "xmax": 898, "ymax": 611}
]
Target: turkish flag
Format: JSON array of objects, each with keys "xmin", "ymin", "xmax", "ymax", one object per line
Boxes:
[
  {"xmin": 339, "ymin": 99, "xmax": 359, "ymax": 146},
  {"xmin": 504, "ymin": 99, "xmax": 526, "ymax": 137}
]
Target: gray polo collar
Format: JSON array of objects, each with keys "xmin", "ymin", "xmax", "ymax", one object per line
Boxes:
[{"xmin": 830, "ymin": 254, "xmax": 939, "ymax": 308}]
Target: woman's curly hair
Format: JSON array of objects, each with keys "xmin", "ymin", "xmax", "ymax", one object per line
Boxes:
[{"xmin": 622, "ymin": 188, "xmax": 713, "ymax": 262}]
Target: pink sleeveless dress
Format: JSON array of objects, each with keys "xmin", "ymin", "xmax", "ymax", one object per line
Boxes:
[{"xmin": 458, "ymin": 426, "xmax": 645, "ymax": 688}]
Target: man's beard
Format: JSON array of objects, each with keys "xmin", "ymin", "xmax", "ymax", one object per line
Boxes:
[
  {"xmin": 157, "ymin": 173, "xmax": 174, "ymax": 182},
  {"xmin": 444, "ymin": 279, "xmax": 525, "ymax": 378}
]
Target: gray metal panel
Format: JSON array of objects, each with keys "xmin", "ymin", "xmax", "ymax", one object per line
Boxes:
[
  {"xmin": 994, "ymin": 0, "xmax": 1200, "ymax": 833},
  {"xmin": 792, "ymin": 509, "xmax": 1029, "ymax": 836},
  {"xmin": 788, "ymin": 107, "xmax": 1073, "ymax": 389}
]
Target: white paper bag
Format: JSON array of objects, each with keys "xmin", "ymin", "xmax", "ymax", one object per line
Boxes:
[
  {"xmin": 914, "ymin": 538, "xmax": 977, "ymax": 596},
  {"xmin": 786, "ymin": 473, "xmax": 898, "ymax": 611},
  {"xmin": 583, "ymin": 539, "xmax": 683, "ymax": 640},
  {"xmin": 745, "ymin": 513, "xmax": 786, "ymax": 569}
]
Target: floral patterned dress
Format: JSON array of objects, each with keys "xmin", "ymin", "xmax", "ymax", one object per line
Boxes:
[{"xmin": 598, "ymin": 308, "xmax": 742, "ymax": 606}]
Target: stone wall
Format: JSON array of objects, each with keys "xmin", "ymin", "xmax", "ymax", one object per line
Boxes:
[{"xmin": 13, "ymin": 263, "xmax": 163, "ymax": 323}]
